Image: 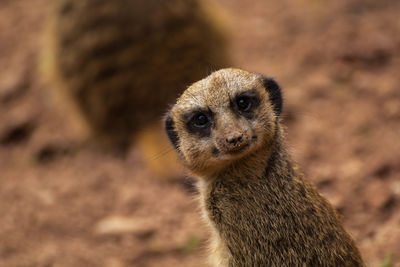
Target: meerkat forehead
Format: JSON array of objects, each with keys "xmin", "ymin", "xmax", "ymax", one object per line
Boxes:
[{"xmin": 175, "ymin": 68, "xmax": 263, "ymax": 111}]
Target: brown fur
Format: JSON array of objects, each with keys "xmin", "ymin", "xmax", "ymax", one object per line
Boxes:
[
  {"xmin": 166, "ymin": 68, "xmax": 365, "ymax": 266},
  {"xmin": 41, "ymin": 0, "xmax": 230, "ymax": 151}
]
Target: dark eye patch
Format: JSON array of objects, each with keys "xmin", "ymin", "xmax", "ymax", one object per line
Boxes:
[
  {"xmin": 164, "ymin": 114, "xmax": 179, "ymax": 150},
  {"xmin": 232, "ymin": 90, "xmax": 259, "ymax": 118},
  {"xmin": 184, "ymin": 109, "xmax": 213, "ymax": 137}
]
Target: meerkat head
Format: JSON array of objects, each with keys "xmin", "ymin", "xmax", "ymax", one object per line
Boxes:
[{"xmin": 165, "ymin": 68, "xmax": 282, "ymax": 176}]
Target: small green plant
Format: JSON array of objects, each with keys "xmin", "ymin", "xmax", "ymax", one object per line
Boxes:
[
  {"xmin": 181, "ymin": 236, "xmax": 202, "ymax": 253},
  {"xmin": 380, "ymin": 253, "xmax": 395, "ymax": 267}
]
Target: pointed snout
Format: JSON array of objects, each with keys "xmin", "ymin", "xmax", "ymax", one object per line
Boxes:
[
  {"xmin": 226, "ymin": 131, "xmax": 247, "ymax": 146},
  {"xmin": 216, "ymin": 127, "xmax": 250, "ymax": 153}
]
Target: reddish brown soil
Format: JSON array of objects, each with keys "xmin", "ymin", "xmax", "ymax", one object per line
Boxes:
[{"xmin": 1, "ymin": 0, "xmax": 399, "ymax": 266}]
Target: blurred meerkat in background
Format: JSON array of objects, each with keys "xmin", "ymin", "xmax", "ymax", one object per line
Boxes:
[{"xmin": 40, "ymin": 0, "xmax": 231, "ymax": 178}]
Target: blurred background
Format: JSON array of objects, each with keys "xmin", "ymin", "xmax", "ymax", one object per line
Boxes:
[{"xmin": 0, "ymin": 0, "xmax": 399, "ymax": 266}]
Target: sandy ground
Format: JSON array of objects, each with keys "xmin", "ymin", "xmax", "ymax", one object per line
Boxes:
[{"xmin": 0, "ymin": 0, "xmax": 399, "ymax": 266}]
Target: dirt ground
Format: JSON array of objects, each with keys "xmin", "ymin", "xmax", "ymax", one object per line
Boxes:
[{"xmin": 0, "ymin": 0, "xmax": 399, "ymax": 266}]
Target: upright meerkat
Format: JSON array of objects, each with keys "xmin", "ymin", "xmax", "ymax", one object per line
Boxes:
[
  {"xmin": 41, "ymin": 0, "xmax": 229, "ymax": 150},
  {"xmin": 165, "ymin": 68, "xmax": 364, "ymax": 266}
]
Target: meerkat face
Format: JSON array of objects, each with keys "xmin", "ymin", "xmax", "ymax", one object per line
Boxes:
[{"xmin": 165, "ymin": 68, "xmax": 282, "ymax": 176}]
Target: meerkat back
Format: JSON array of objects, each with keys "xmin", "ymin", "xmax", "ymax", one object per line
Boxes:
[{"xmin": 41, "ymin": 0, "xmax": 230, "ymax": 151}]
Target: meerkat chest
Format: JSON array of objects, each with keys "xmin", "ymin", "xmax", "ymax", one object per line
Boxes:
[{"xmin": 201, "ymin": 178, "xmax": 284, "ymax": 266}]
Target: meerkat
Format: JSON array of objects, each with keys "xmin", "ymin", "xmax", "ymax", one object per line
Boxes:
[
  {"xmin": 164, "ymin": 68, "xmax": 365, "ymax": 266},
  {"xmin": 41, "ymin": 0, "xmax": 230, "ymax": 151}
]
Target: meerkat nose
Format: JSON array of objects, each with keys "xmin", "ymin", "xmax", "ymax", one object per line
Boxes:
[
  {"xmin": 226, "ymin": 135, "xmax": 244, "ymax": 146},
  {"xmin": 224, "ymin": 131, "xmax": 250, "ymax": 151}
]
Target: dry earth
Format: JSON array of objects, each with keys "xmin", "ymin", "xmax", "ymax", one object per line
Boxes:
[{"xmin": 0, "ymin": 0, "xmax": 399, "ymax": 266}]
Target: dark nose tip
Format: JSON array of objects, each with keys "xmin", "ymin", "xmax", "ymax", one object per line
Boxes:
[{"xmin": 226, "ymin": 134, "xmax": 244, "ymax": 146}]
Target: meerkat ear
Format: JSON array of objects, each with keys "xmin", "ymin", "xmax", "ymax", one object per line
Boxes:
[
  {"xmin": 164, "ymin": 114, "xmax": 179, "ymax": 150},
  {"xmin": 261, "ymin": 76, "xmax": 283, "ymax": 116}
]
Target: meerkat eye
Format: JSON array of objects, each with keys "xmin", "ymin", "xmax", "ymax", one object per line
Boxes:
[
  {"xmin": 190, "ymin": 112, "xmax": 210, "ymax": 128},
  {"xmin": 188, "ymin": 111, "xmax": 211, "ymax": 130},
  {"xmin": 237, "ymin": 96, "xmax": 252, "ymax": 111},
  {"xmin": 184, "ymin": 110, "xmax": 212, "ymax": 136},
  {"xmin": 234, "ymin": 91, "xmax": 259, "ymax": 114}
]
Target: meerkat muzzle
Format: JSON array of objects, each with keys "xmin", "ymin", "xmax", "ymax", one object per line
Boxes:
[{"xmin": 216, "ymin": 129, "xmax": 251, "ymax": 154}]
